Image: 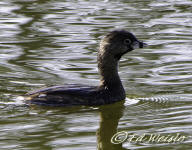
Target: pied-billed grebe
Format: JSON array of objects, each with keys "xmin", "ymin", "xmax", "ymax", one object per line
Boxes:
[{"xmin": 23, "ymin": 30, "xmax": 146, "ymax": 106}]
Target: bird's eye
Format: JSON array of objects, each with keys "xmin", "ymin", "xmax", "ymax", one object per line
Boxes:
[{"xmin": 124, "ymin": 39, "xmax": 131, "ymax": 45}]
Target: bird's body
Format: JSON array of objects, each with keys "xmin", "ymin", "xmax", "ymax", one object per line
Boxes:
[
  {"xmin": 25, "ymin": 84, "xmax": 125, "ymax": 106},
  {"xmin": 23, "ymin": 30, "xmax": 146, "ymax": 106}
]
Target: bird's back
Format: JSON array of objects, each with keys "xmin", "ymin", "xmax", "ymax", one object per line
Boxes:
[{"xmin": 24, "ymin": 84, "xmax": 114, "ymax": 106}]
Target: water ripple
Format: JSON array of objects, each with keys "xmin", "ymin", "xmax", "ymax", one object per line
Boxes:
[{"xmin": 0, "ymin": 0, "xmax": 192, "ymax": 149}]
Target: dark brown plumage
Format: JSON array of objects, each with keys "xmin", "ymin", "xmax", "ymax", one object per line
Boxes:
[{"xmin": 24, "ymin": 30, "xmax": 146, "ymax": 106}]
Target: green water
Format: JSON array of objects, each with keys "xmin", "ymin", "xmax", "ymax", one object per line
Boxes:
[{"xmin": 0, "ymin": 0, "xmax": 192, "ymax": 149}]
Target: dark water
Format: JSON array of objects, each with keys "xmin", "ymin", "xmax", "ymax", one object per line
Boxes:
[{"xmin": 0, "ymin": 0, "xmax": 192, "ymax": 149}]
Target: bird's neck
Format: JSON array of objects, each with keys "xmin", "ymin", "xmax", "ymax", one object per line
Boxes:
[{"xmin": 97, "ymin": 50, "xmax": 123, "ymax": 90}]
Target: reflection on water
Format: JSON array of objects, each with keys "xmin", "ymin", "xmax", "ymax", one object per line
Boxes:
[{"xmin": 0, "ymin": 0, "xmax": 192, "ymax": 149}]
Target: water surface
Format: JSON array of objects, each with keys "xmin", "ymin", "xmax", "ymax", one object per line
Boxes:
[{"xmin": 0, "ymin": 0, "xmax": 192, "ymax": 149}]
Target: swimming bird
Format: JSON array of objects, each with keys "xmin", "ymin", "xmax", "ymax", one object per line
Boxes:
[{"xmin": 24, "ymin": 30, "xmax": 146, "ymax": 106}]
